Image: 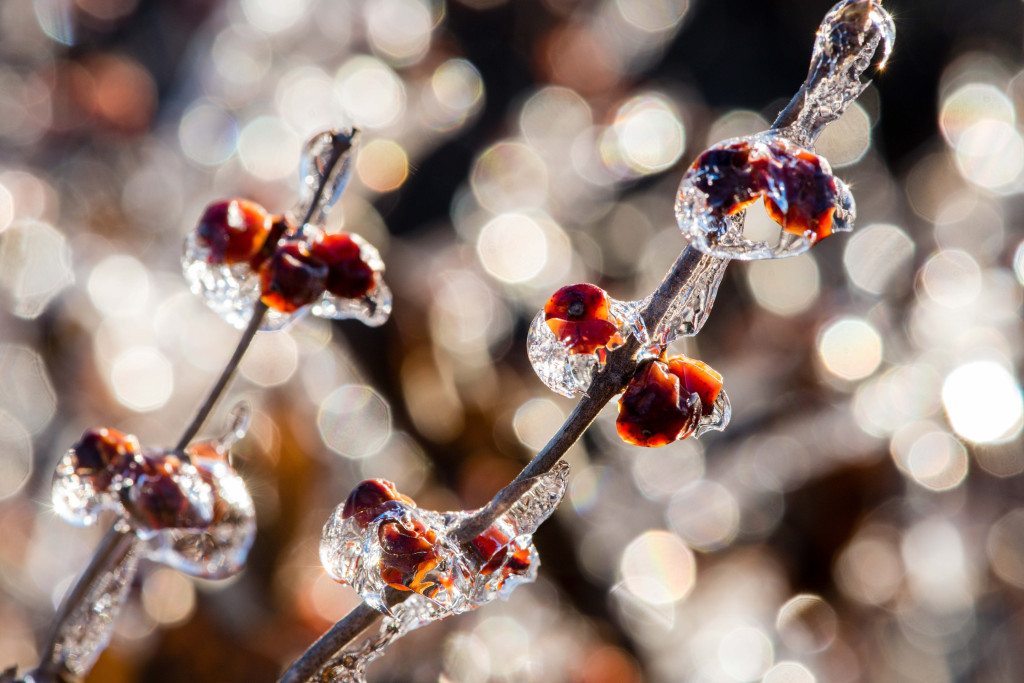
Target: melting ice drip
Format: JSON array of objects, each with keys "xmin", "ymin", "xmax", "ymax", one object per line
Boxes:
[
  {"xmin": 318, "ymin": 462, "xmax": 570, "ymax": 682},
  {"xmin": 181, "ymin": 130, "xmax": 392, "ymax": 331},
  {"xmin": 46, "ymin": 407, "xmax": 257, "ymax": 674}
]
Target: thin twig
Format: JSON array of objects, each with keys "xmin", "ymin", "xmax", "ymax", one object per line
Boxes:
[{"xmin": 175, "ymin": 301, "xmax": 268, "ymax": 451}]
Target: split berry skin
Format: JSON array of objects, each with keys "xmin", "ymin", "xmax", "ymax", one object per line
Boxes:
[
  {"xmin": 341, "ymin": 479, "xmax": 416, "ymax": 529},
  {"xmin": 259, "ymin": 241, "xmax": 329, "ymax": 313},
  {"xmin": 312, "ymin": 233, "xmax": 377, "ymax": 299},
  {"xmin": 196, "ymin": 199, "xmax": 271, "ymax": 264},
  {"xmin": 616, "ymin": 360, "xmax": 700, "ymax": 447},
  {"xmin": 543, "ymin": 283, "xmax": 622, "ymax": 355}
]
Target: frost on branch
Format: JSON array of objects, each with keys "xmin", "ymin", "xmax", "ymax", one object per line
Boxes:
[
  {"xmin": 318, "ymin": 463, "xmax": 570, "ymax": 681},
  {"xmin": 527, "ymin": 284, "xmax": 646, "ymax": 397},
  {"xmin": 182, "ymin": 129, "xmax": 392, "ymax": 331}
]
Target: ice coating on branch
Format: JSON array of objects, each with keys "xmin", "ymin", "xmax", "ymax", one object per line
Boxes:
[
  {"xmin": 181, "ymin": 129, "xmax": 391, "ymax": 330},
  {"xmin": 649, "ymin": 252, "xmax": 730, "ymax": 346},
  {"xmin": 318, "ymin": 464, "xmax": 569, "ymax": 682},
  {"xmin": 295, "ymin": 130, "xmax": 356, "ymax": 228},
  {"xmin": 50, "ymin": 415, "xmax": 256, "ymax": 579},
  {"xmin": 48, "ymin": 545, "xmax": 139, "ymax": 677},
  {"xmin": 779, "ymin": 0, "xmax": 895, "ymax": 148},
  {"xmin": 675, "ymin": 134, "xmax": 855, "ymax": 261},
  {"xmin": 527, "ymin": 292, "xmax": 645, "ymax": 397}
]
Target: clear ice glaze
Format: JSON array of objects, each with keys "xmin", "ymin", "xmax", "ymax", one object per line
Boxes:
[
  {"xmin": 49, "ymin": 545, "xmax": 139, "ymax": 677},
  {"xmin": 527, "ymin": 298, "xmax": 645, "ymax": 397}
]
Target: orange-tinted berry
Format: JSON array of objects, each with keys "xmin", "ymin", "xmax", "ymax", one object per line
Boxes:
[
  {"xmin": 665, "ymin": 356, "xmax": 723, "ymax": 417},
  {"xmin": 341, "ymin": 479, "xmax": 416, "ymax": 529},
  {"xmin": 378, "ymin": 518, "xmax": 440, "ymax": 592},
  {"xmin": 311, "ymin": 233, "xmax": 376, "ymax": 299},
  {"xmin": 196, "ymin": 199, "xmax": 271, "ymax": 264},
  {"xmin": 543, "ymin": 284, "xmax": 621, "ymax": 355},
  {"xmin": 762, "ymin": 139, "xmax": 838, "ymax": 241},
  {"xmin": 70, "ymin": 427, "xmax": 138, "ymax": 478},
  {"xmin": 616, "ymin": 360, "xmax": 699, "ymax": 447},
  {"xmin": 471, "ymin": 526, "xmax": 511, "ymax": 576},
  {"xmin": 259, "ymin": 241, "xmax": 328, "ymax": 312}
]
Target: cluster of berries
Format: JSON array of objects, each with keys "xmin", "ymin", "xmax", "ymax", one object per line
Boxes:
[
  {"xmin": 688, "ymin": 137, "xmax": 841, "ymax": 242},
  {"xmin": 52, "ymin": 426, "xmax": 255, "ymax": 578},
  {"xmin": 335, "ymin": 479, "xmax": 533, "ymax": 602},
  {"xmin": 191, "ymin": 197, "xmax": 385, "ymax": 316},
  {"xmin": 543, "ymin": 283, "xmax": 726, "ymax": 447}
]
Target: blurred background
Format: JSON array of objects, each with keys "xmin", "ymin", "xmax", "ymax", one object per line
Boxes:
[{"xmin": 1, "ymin": 0, "xmax": 1024, "ymax": 680}]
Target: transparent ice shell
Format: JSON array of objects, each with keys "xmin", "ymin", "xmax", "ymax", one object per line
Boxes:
[
  {"xmin": 694, "ymin": 389, "xmax": 732, "ymax": 439},
  {"xmin": 527, "ymin": 299, "xmax": 646, "ymax": 397},
  {"xmin": 142, "ymin": 449, "xmax": 256, "ymax": 579},
  {"xmin": 779, "ymin": 0, "xmax": 895, "ymax": 149},
  {"xmin": 181, "ymin": 231, "xmax": 297, "ymax": 331},
  {"xmin": 295, "ymin": 130, "xmax": 356, "ymax": 228},
  {"xmin": 48, "ymin": 544, "xmax": 139, "ymax": 677},
  {"xmin": 318, "ymin": 463, "xmax": 570, "ymax": 682},
  {"xmin": 648, "ymin": 252, "xmax": 730, "ymax": 346},
  {"xmin": 674, "ymin": 134, "xmax": 855, "ymax": 262},
  {"xmin": 320, "ymin": 505, "xmax": 473, "ymax": 616},
  {"xmin": 309, "ymin": 233, "xmax": 392, "ymax": 328},
  {"xmin": 51, "ymin": 436, "xmax": 256, "ymax": 580}
]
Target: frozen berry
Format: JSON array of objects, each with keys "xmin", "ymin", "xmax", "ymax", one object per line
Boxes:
[
  {"xmin": 689, "ymin": 141, "xmax": 770, "ymax": 215},
  {"xmin": 762, "ymin": 139, "xmax": 838, "ymax": 241},
  {"xmin": 312, "ymin": 233, "xmax": 377, "ymax": 299},
  {"xmin": 665, "ymin": 355, "xmax": 723, "ymax": 417},
  {"xmin": 543, "ymin": 284, "xmax": 622, "ymax": 355},
  {"xmin": 378, "ymin": 518, "xmax": 440, "ymax": 594},
  {"xmin": 195, "ymin": 199, "xmax": 271, "ymax": 264},
  {"xmin": 471, "ymin": 525, "xmax": 533, "ymax": 578},
  {"xmin": 259, "ymin": 241, "xmax": 328, "ymax": 313},
  {"xmin": 70, "ymin": 427, "xmax": 138, "ymax": 479},
  {"xmin": 120, "ymin": 453, "xmax": 209, "ymax": 531},
  {"xmin": 616, "ymin": 360, "xmax": 700, "ymax": 447},
  {"xmin": 341, "ymin": 479, "xmax": 415, "ymax": 529}
]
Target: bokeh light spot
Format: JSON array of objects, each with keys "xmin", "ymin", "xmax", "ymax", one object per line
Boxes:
[
  {"xmin": 318, "ymin": 385, "xmax": 391, "ymax": 458},
  {"xmin": 619, "ymin": 530, "xmax": 695, "ymax": 605},
  {"xmin": 942, "ymin": 360, "xmax": 1023, "ymax": 443},
  {"xmin": 817, "ymin": 317, "xmax": 883, "ymax": 381}
]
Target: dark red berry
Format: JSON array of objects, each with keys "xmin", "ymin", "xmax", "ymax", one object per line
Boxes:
[
  {"xmin": 70, "ymin": 427, "xmax": 138, "ymax": 480},
  {"xmin": 762, "ymin": 139, "xmax": 838, "ymax": 241},
  {"xmin": 341, "ymin": 479, "xmax": 415, "ymax": 529},
  {"xmin": 378, "ymin": 518, "xmax": 440, "ymax": 593},
  {"xmin": 259, "ymin": 241, "xmax": 328, "ymax": 312},
  {"xmin": 616, "ymin": 360, "xmax": 700, "ymax": 447},
  {"xmin": 689, "ymin": 142, "xmax": 770, "ymax": 215},
  {"xmin": 543, "ymin": 284, "xmax": 622, "ymax": 354},
  {"xmin": 471, "ymin": 526, "xmax": 511, "ymax": 576},
  {"xmin": 665, "ymin": 355, "xmax": 723, "ymax": 417},
  {"xmin": 195, "ymin": 199, "xmax": 270, "ymax": 264},
  {"xmin": 311, "ymin": 233, "xmax": 377, "ymax": 299}
]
